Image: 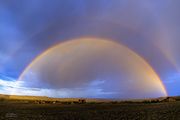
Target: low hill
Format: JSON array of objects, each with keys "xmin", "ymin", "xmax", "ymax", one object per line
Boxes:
[
  {"xmin": 0, "ymin": 94, "xmax": 179, "ymax": 103},
  {"xmin": 0, "ymin": 94, "xmax": 111, "ymax": 103}
]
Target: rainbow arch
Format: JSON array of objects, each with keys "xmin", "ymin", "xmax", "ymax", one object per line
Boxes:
[{"xmin": 18, "ymin": 37, "xmax": 168, "ymax": 97}]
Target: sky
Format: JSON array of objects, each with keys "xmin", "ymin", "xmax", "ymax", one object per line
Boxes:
[{"xmin": 0, "ymin": 0, "xmax": 179, "ymax": 99}]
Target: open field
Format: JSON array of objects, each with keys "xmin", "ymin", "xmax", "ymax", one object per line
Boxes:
[{"xmin": 0, "ymin": 95, "xmax": 180, "ymax": 120}]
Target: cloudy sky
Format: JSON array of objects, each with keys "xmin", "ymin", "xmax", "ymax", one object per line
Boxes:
[{"xmin": 0, "ymin": 0, "xmax": 179, "ymax": 99}]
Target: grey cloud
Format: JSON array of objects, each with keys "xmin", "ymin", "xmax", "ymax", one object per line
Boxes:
[{"xmin": 0, "ymin": 0, "xmax": 179, "ymax": 96}]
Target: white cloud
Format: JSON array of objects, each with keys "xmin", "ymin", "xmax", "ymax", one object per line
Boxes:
[{"xmin": 0, "ymin": 77, "xmax": 117, "ymax": 98}]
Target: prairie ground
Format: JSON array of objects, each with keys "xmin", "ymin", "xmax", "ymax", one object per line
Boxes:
[{"xmin": 0, "ymin": 101, "xmax": 179, "ymax": 120}]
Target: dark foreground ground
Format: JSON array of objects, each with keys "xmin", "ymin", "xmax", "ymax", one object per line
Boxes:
[{"xmin": 0, "ymin": 101, "xmax": 180, "ymax": 120}]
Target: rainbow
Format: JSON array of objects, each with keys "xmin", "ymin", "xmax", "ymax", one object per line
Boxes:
[{"xmin": 18, "ymin": 37, "xmax": 168, "ymax": 96}]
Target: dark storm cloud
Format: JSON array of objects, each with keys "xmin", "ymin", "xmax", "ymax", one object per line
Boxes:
[{"xmin": 0, "ymin": 0, "xmax": 180, "ymax": 95}]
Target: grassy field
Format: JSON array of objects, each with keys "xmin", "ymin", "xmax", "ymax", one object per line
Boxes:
[{"xmin": 0, "ymin": 100, "xmax": 180, "ymax": 120}]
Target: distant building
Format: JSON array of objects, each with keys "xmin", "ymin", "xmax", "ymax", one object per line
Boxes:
[{"xmin": 78, "ymin": 99, "xmax": 86, "ymax": 104}]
